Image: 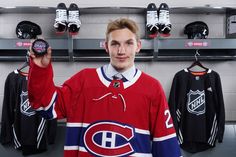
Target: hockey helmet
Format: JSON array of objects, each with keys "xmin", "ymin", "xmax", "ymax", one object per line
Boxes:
[
  {"xmin": 16, "ymin": 21, "xmax": 42, "ymax": 39},
  {"xmin": 184, "ymin": 21, "xmax": 209, "ymax": 39}
]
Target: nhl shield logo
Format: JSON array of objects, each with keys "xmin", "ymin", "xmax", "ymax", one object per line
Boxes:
[
  {"xmin": 20, "ymin": 91, "xmax": 36, "ymax": 117},
  {"xmin": 113, "ymin": 81, "xmax": 120, "ymax": 88},
  {"xmin": 187, "ymin": 90, "xmax": 205, "ymax": 116}
]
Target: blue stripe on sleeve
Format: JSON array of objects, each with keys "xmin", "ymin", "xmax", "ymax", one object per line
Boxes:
[{"xmin": 152, "ymin": 136, "xmax": 181, "ymax": 157}]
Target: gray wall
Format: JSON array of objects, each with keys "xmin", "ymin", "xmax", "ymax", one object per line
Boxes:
[{"xmin": 1, "ymin": 0, "xmax": 236, "ymax": 7}]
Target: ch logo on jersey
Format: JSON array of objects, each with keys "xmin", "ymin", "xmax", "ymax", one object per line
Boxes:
[
  {"xmin": 84, "ymin": 121, "xmax": 135, "ymax": 157},
  {"xmin": 20, "ymin": 91, "xmax": 36, "ymax": 117},
  {"xmin": 187, "ymin": 90, "xmax": 205, "ymax": 115}
]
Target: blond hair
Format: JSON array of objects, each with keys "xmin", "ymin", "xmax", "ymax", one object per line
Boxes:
[{"xmin": 106, "ymin": 18, "xmax": 140, "ymax": 41}]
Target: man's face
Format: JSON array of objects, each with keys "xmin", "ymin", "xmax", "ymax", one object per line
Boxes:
[{"xmin": 105, "ymin": 28, "xmax": 141, "ymax": 72}]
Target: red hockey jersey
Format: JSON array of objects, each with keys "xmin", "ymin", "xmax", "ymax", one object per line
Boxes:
[{"xmin": 28, "ymin": 61, "xmax": 181, "ymax": 157}]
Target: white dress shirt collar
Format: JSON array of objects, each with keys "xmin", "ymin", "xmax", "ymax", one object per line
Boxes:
[{"xmin": 104, "ymin": 64, "xmax": 136, "ymax": 81}]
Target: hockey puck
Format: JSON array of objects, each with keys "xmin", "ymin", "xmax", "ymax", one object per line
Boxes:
[{"xmin": 32, "ymin": 39, "xmax": 49, "ymax": 56}]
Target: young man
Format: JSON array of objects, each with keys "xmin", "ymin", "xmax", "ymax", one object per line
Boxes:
[{"xmin": 28, "ymin": 18, "xmax": 181, "ymax": 157}]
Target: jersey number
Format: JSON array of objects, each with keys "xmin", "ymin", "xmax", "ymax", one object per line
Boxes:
[{"xmin": 164, "ymin": 110, "xmax": 173, "ymax": 129}]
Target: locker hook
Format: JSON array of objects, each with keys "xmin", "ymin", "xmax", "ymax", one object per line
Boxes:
[{"xmin": 195, "ymin": 49, "xmax": 200, "ymax": 61}]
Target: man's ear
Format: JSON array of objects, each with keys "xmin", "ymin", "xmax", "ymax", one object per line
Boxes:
[
  {"xmin": 136, "ymin": 40, "xmax": 142, "ymax": 54},
  {"xmin": 104, "ymin": 41, "xmax": 109, "ymax": 53}
]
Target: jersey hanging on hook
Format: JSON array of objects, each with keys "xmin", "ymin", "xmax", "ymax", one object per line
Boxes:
[
  {"xmin": 168, "ymin": 67, "xmax": 225, "ymax": 153},
  {"xmin": 0, "ymin": 69, "xmax": 57, "ymax": 155}
]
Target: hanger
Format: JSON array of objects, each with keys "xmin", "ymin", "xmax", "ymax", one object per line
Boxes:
[
  {"xmin": 187, "ymin": 50, "xmax": 208, "ymax": 71},
  {"xmin": 18, "ymin": 50, "xmax": 30, "ymax": 73}
]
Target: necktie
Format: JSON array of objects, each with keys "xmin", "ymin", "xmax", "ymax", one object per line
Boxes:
[
  {"xmin": 113, "ymin": 73, "xmax": 123, "ymax": 80},
  {"xmin": 113, "ymin": 74, "xmax": 127, "ymax": 82}
]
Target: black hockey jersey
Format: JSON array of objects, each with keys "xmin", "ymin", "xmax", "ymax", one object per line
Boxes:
[
  {"xmin": 0, "ymin": 69, "xmax": 57, "ymax": 155},
  {"xmin": 168, "ymin": 68, "xmax": 225, "ymax": 153}
]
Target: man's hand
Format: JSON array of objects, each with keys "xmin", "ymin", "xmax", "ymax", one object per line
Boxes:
[{"xmin": 30, "ymin": 47, "xmax": 52, "ymax": 68}]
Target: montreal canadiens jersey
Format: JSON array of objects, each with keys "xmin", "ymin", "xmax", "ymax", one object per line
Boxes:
[
  {"xmin": 28, "ymin": 61, "xmax": 182, "ymax": 157},
  {"xmin": 0, "ymin": 70, "xmax": 57, "ymax": 155},
  {"xmin": 168, "ymin": 68, "xmax": 225, "ymax": 153}
]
